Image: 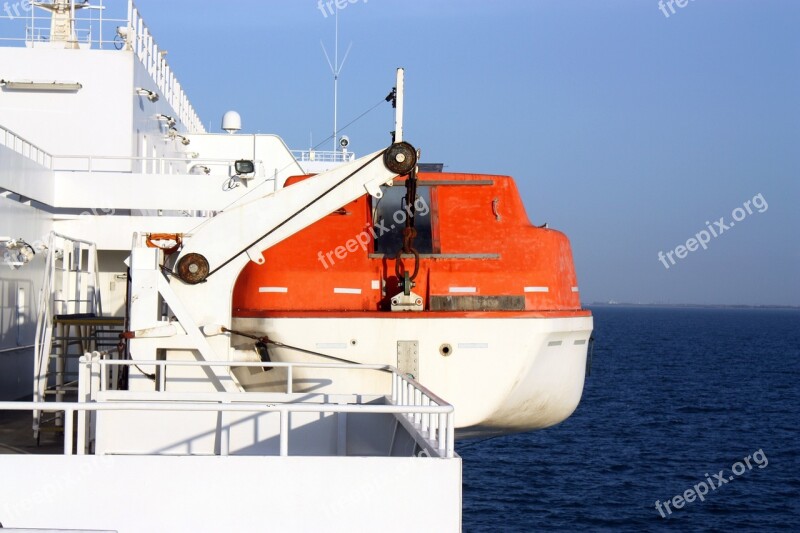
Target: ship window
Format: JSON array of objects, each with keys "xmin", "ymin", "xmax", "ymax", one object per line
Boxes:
[{"xmin": 373, "ymin": 185, "xmax": 433, "ymax": 255}]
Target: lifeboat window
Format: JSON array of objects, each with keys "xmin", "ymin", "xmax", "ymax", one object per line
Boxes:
[{"xmin": 373, "ymin": 185, "xmax": 434, "ymax": 255}]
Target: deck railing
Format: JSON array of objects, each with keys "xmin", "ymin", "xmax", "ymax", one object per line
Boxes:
[
  {"xmin": 6, "ymin": 355, "xmax": 456, "ymax": 458},
  {"xmin": 292, "ymin": 150, "xmax": 356, "ymax": 164},
  {"xmin": 0, "ymin": 123, "xmax": 53, "ymax": 168}
]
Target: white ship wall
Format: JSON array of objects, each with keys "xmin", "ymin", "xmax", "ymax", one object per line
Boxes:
[
  {"xmin": 0, "ymin": 454, "xmax": 461, "ymax": 532},
  {"xmin": 0, "ymin": 196, "xmax": 50, "ymax": 400},
  {"xmin": 130, "ymin": 52, "xmax": 197, "ymax": 172},
  {"xmin": 187, "ymin": 133, "xmax": 305, "ymax": 190},
  {"xmin": 0, "ymin": 46, "xmax": 198, "ymax": 158},
  {"xmin": 0, "ymin": 48, "xmax": 133, "ymax": 158}
]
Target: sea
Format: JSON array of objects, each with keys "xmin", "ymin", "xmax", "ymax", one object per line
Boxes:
[{"xmin": 457, "ymin": 306, "xmax": 800, "ymax": 532}]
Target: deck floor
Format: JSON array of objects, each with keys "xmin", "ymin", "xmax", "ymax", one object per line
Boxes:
[{"xmin": 0, "ymin": 409, "xmax": 64, "ymax": 455}]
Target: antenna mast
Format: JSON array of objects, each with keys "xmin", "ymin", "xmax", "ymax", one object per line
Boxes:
[{"xmin": 321, "ymin": 8, "xmax": 352, "ymax": 154}]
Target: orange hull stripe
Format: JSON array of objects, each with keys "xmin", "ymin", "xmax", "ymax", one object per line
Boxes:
[{"xmin": 233, "ymin": 309, "xmax": 592, "ymax": 319}]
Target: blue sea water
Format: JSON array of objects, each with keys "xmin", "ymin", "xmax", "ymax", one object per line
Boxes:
[{"xmin": 457, "ymin": 306, "xmax": 800, "ymax": 531}]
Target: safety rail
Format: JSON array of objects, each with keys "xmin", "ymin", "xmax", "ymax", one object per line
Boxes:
[
  {"xmin": 33, "ymin": 232, "xmax": 103, "ymax": 435},
  {"xmin": 51, "ymin": 155, "xmax": 268, "ymax": 176},
  {"xmin": 0, "ymin": 4, "xmax": 124, "ymax": 49},
  {"xmin": 127, "ymin": 1, "xmax": 204, "ymax": 132},
  {"xmin": 292, "ymin": 149, "xmax": 356, "ymax": 163},
  {"xmin": 0, "ymin": 399, "xmax": 455, "ymax": 459},
  {"xmin": 0, "ymin": 123, "xmax": 53, "ymax": 168},
  {"xmin": 25, "ymin": 25, "xmax": 91, "ymax": 45},
  {"xmin": 71, "ymin": 354, "xmax": 456, "ymax": 458}
]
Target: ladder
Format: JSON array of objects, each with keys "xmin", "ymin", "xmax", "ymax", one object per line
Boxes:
[{"xmin": 32, "ymin": 232, "xmax": 123, "ymax": 439}]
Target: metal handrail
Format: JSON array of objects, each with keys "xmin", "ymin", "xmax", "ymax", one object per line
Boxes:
[
  {"xmin": 0, "ymin": 124, "xmax": 53, "ymax": 168},
  {"xmin": 91, "ymin": 357, "xmax": 452, "ymax": 409},
  {"xmin": 0, "ymin": 397, "xmax": 455, "ymax": 458},
  {"xmin": 51, "ymin": 155, "xmax": 267, "ymax": 174},
  {"xmin": 73, "ymin": 355, "xmax": 456, "ymax": 458},
  {"xmin": 292, "ymin": 150, "xmax": 356, "ymax": 163}
]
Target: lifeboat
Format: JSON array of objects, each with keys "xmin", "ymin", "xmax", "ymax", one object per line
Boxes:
[{"xmin": 230, "ymin": 171, "xmax": 593, "ymax": 436}]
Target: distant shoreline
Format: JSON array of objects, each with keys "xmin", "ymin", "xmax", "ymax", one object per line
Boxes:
[{"xmin": 586, "ymin": 302, "xmax": 799, "ymax": 310}]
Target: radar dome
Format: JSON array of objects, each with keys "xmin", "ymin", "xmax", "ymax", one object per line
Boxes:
[{"xmin": 221, "ymin": 111, "xmax": 242, "ymax": 134}]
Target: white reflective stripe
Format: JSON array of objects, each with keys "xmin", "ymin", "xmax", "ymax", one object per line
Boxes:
[
  {"xmin": 316, "ymin": 342, "xmax": 348, "ymax": 350},
  {"xmin": 571, "ymin": 286, "xmax": 579, "ymax": 292},
  {"xmin": 457, "ymin": 343, "xmax": 489, "ymax": 349},
  {"xmin": 259, "ymin": 287, "xmax": 288, "ymax": 293},
  {"xmin": 524, "ymin": 286, "xmax": 549, "ymax": 293},
  {"xmin": 371, "ymin": 280, "xmax": 381, "ymax": 290},
  {"xmin": 334, "ymin": 288, "xmax": 362, "ymax": 294},
  {"xmin": 449, "ymin": 287, "xmax": 476, "ymax": 293}
]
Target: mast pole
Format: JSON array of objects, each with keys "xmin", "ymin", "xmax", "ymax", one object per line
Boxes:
[{"xmin": 333, "ymin": 7, "xmax": 338, "ymax": 154}]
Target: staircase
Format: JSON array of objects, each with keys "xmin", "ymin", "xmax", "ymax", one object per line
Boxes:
[{"xmin": 32, "ymin": 232, "xmax": 124, "ymax": 439}]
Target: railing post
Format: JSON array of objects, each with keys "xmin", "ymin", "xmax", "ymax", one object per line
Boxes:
[
  {"xmin": 428, "ymin": 406, "xmax": 437, "ymax": 441},
  {"xmin": 90, "ymin": 353, "xmax": 101, "ymax": 398},
  {"xmin": 63, "ymin": 408, "xmax": 73, "ymax": 455},
  {"xmin": 446, "ymin": 412, "xmax": 455, "ymax": 458},
  {"xmin": 279, "ymin": 409, "xmax": 289, "ymax": 456},
  {"xmin": 219, "ymin": 401, "xmax": 229, "ymax": 456},
  {"xmin": 438, "ymin": 413, "xmax": 446, "ymax": 454},
  {"xmin": 421, "ymin": 395, "xmax": 429, "ymax": 435},
  {"xmin": 414, "ymin": 389, "xmax": 421, "ymax": 425},
  {"xmin": 286, "ymin": 365, "xmax": 293, "ymax": 394},
  {"xmin": 391, "ymin": 372, "xmax": 397, "ymax": 404},
  {"xmin": 76, "ymin": 354, "xmax": 93, "ymax": 455}
]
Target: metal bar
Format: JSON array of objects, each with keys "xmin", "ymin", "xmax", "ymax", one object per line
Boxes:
[
  {"xmin": 96, "ymin": 359, "xmax": 393, "ymax": 370},
  {"xmin": 64, "ymin": 408, "xmax": 73, "ymax": 456},
  {"xmin": 76, "ymin": 357, "xmax": 90, "ymax": 454},
  {"xmin": 446, "ymin": 413, "xmax": 455, "ymax": 458},
  {"xmin": 0, "ymin": 401, "xmax": 453, "ymax": 416},
  {"xmin": 369, "ymin": 253, "xmax": 500, "ymax": 260},
  {"xmin": 421, "ymin": 395, "xmax": 429, "ymax": 434},
  {"xmin": 428, "ymin": 403, "xmax": 437, "ymax": 440},
  {"xmin": 337, "ymin": 412, "xmax": 347, "ymax": 456},
  {"xmin": 279, "ymin": 410, "xmax": 289, "ymax": 456},
  {"xmin": 219, "ymin": 403, "xmax": 229, "ymax": 456},
  {"xmin": 0, "ymin": 344, "xmax": 35, "ymax": 354},
  {"xmin": 55, "ymin": 322, "xmax": 66, "ymax": 426},
  {"xmin": 438, "ymin": 413, "xmax": 446, "ymax": 453},
  {"xmin": 286, "ymin": 365, "xmax": 293, "ymax": 394},
  {"xmin": 414, "ymin": 389, "xmax": 421, "ymax": 425}
]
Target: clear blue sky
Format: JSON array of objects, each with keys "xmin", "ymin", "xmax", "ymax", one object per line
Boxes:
[{"xmin": 137, "ymin": 0, "xmax": 799, "ymax": 306}]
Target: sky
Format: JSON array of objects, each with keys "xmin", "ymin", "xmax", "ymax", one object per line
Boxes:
[{"xmin": 134, "ymin": 0, "xmax": 799, "ymax": 306}]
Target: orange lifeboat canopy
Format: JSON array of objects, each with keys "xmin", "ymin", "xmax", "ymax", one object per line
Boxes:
[{"xmin": 233, "ymin": 172, "xmax": 586, "ymax": 318}]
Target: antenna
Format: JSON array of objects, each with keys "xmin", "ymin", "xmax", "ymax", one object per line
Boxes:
[{"xmin": 321, "ymin": 7, "xmax": 352, "ymax": 154}]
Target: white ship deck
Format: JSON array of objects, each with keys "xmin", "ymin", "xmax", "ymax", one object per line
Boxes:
[{"xmin": 0, "ymin": 357, "xmax": 461, "ymax": 532}]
